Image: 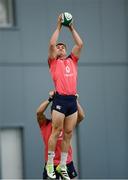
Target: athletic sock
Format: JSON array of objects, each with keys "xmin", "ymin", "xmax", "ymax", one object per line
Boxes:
[
  {"xmin": 47, "ymin": 151, "xmax": 55, "ymax": 164},
  {"xmin": 60, "ymin": 152, "xmax": 68, "ymax": 167}
]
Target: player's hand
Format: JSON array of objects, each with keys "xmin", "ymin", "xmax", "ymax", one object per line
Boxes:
[
  {"xmin": 76, "ymin": 93, "xmax": 79, "ymax": 99},
  {"xmin": 68, "ymin": 22, "xmax": 74, "ymax": 31},
  {"xmin": 57, "ymin": 14, "xmax": 62, "ymax": 30},
  {"xmin": 48, "ymin": 90, "xmax": 55, "ymax": 102},
  {"xmin": 49, "ymin": 90, "xmax": 55, "ymax": 97}
]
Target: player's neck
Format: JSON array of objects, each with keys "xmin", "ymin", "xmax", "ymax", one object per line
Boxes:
[{"xmin": 57, "ymin": 55, "xmax": 66, "ymax": 60}]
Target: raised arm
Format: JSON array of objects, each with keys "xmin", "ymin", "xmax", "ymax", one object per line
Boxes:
[
  {"xmin": 48, "ymin": 15, "xmax": 62, "ymax": 59},
  {"xmin": 77, "ymin": 101, "xmax": 85, "ymax": 124},
  {"xmin": 69, "ymin": 24, "xmax": 83, "ymax": 59}
]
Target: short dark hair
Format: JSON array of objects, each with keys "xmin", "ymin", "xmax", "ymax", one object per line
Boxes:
[{"xmin": 56, "ymin": 42, "xmax": 67, "ymax": 49}]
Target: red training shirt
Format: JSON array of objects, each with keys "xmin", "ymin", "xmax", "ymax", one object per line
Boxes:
[{"xmin": 48, "ymin": 53, "xmax": 79, "ymax": 95}]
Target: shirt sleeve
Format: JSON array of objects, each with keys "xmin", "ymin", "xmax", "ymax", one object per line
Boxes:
[{"xmin": 70, "ymin": 52, "xmax": 79, "ymax": 63}]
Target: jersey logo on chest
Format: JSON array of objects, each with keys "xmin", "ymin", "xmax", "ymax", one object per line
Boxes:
[{"xmin": 65, "ymin": 65, "xmax": 70, "ymax": 73}]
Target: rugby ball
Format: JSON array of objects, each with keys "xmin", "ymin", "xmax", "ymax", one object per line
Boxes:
[{"xmin": 61, "ymin": 12, "xmax": 73, "ymax": 26}]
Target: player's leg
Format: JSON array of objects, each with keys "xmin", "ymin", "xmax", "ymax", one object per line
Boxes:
[
  {"xmin": 62, "ymin": 111, "xmax": 77, "ymax": 152},
  {"xmin": 46, "ymin": 110, "xmax": 65, "ymax": 179},
  {"xmin": 56, "ymin": 112, "xmax": 78, "ymax": 180},
  {"xmin": 48, "ymin": 110, "xmax": 65, "ymax": 151}
]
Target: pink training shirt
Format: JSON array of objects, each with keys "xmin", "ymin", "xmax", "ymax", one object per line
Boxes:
[
  {"xmin": 39, "ymin": 120, "xmax": 73, "ymax": 166},
  {"xmin": 48, "ymin": 53, "xmax": 79, "ymax": 95}
]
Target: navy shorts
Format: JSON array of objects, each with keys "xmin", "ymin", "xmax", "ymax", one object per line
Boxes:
[
  {"xmin": 43, "ymin": 161, "xmax": 77, "ymax": 179},
  {"xmin": 51, "ymin": 92, "xmax": 77, "ymax": 116}
]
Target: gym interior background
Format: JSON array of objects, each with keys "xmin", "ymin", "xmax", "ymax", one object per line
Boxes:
[{"xmin": 0, "ymin": 0, "xmax": 128, "ymax": 179}]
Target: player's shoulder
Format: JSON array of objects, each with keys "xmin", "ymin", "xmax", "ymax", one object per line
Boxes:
[
  {"xmin": 66, "ymin": 52, "xmax": 79, "ymax": 62},
  {"xmin": 67, "ymin": 52, "xmax": 76, "ymax": 59}
]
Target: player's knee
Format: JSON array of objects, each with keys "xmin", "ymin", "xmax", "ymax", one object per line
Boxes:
[
  {"xmin": 64, "ymin": 129, "xmax": 73, "ymax": 139},
  {"xmin": 52, "ymin": 126, "xmax": 63, "ymax": 138},
  {"xmin": 56, "ymin": 128, "xmax": 63, "ymax": 137}
]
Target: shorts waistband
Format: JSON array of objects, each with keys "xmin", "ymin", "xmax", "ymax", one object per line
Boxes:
[{"xmin": 55, "ymin": 91, "xmax": 77, "ymax": 100}]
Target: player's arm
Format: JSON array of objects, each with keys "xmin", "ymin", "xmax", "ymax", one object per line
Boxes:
[
  {"xmin": 77, "ymin": 101, "xmax": 85, "ymax": 124},
  {"xmin": 69, "ymin": 24, "xmax": 83, "ymax": 59},
  {"xmin": 36, "ymin": 92, "xmax": 54, "ymax": 125},
  {"xmin": 36, "ymin": 100, "xmax": 50, "ymax": 125},
  {"xmin": 48, "ymin": 15, "xmax": 62, "ymax": 59}
]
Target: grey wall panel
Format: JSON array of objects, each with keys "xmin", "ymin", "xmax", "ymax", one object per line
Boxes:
[
  {"xmin": 101, "ymin": 0, "xmax": 127, "ymax": 62},
  {"xmin": 19, "ymin": 0, "xmax": 49, "ymax": 63},
  {"xmin": 0, "ymin": 68, "xmax": 3, "ymax": 126},
  {"xmin": 77, "ymin": 66, "xmax": 108, "ymax": 178},
  {"xmin": 77, "ymin": 65, "xmax": 128, "ymax": 178},
  {"xmin": 0, "ymin": 0, "xmax": 128, "ymax": 179},
  {"xmin": 0, "ymin": 67, "xmax": 25, "ymax": 126},
  {"xmin": 104, "ymin": 66, "xmax": 128, "ymax": 178},
  {"xmin": 74, "ymin": 0, "xmax": 103, "ymax": 62},
  {"xmin": 0, "ymin": 31, "xmax": 21, "ymax": 63}
]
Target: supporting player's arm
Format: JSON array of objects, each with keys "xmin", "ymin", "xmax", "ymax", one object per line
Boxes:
[
  {"xmin": 48, "ymin": 15, "xmax": 62, "ymax": 59},
  {"xmin": 77, "ymin": 101, "xmax": 85, "ymax": 124},
  {"xmin": 36, "ymin": 100, "xmax": 50, "ymax": 125},
  {"xmin": 36, "ymin": 91, "xmax": 54, "ymax": 125},
  {"xmin": 69, "ymin": 24, "xmax": 83, "ymax": 59}
]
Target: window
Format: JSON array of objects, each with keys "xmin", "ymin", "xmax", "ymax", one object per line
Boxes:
[
  {"xmin": 0, "ymin": 128, "xmax": 23, "ymax": 179},
  {"xmin": 0, "ymin": 0, "xmax": 15, "ymax": 28}
]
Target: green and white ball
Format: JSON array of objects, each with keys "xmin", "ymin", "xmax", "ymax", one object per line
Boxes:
[{"xmin": 61, "ymin": 12, "xmax": 73, "ymax": 26}]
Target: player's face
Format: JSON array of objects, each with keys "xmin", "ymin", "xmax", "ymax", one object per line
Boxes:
[{"xmin": 56, "ymin": 44, "xmax": 67, "ymax": 57}]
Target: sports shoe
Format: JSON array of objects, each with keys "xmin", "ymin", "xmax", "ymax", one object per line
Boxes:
[
  {"xmin": 56, "ymin": 165, "xmax": 70, "ymax": 180},
  {"xmin": 46, "ymin": 163, "xmax": 56, "ymax": 179}
]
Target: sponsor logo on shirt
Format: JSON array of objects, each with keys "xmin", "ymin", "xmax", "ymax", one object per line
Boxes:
[
  {"xmin": 66, "ymin": 65, "xmax": 70, "ymax": 73},
  {"xmin": 64, "ymin": 65, "xmax": 73, "ymax": 77}
]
